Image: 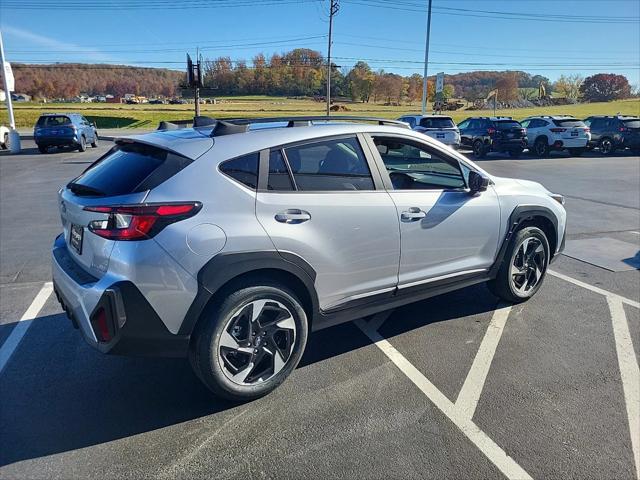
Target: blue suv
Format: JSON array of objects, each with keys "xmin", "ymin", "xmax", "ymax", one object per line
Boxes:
[{"xmin": 34, "ymin": 113, "xmax": 98, "ymax": 154}]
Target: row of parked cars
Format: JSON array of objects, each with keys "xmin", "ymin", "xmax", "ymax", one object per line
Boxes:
[{"xmin": 397, "ymin": 114, "xmax": 640, "ymax": 158}]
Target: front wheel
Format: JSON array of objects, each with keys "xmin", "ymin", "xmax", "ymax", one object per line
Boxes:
[
  {"xmin": 38, "ymin": 145, "xmax": 48, "ymax": 154},
  {"xmin": 568, "ymin": 148, "xmax": 585, "ymax": 156},
  {"xmin": 190, "ymin": 283, "xmax": 308, "ymax": 402},
  {"xmin": 533, "ymin": 138, "xmax": 550, "ymax": 157},
  {"xmin": 488, "ymin": 226, "xmax": 550, "ymax": 303},
  {"xmin": 91, "ymin": 135, "xmax": 98, "ymax": 148}
]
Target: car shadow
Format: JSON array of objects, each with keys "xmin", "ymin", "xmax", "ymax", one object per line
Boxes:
[{"xmin": 0, "ymin": 283, "xmax": 498, "ymax": 467}]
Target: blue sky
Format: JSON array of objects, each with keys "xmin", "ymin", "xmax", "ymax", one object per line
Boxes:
[{"xmin": 1, "ymin": 0, "xmax": 639, "ymax": 84}]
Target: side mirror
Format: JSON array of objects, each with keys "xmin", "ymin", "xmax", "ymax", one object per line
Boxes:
[{"xmin": 468, "ymin": 170, "xmax": 490, "ymax": 194}]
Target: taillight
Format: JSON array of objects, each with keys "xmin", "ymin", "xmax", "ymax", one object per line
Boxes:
[
  {"xmin": 620, "ymin": 127, "xmax": 628, "ymax": 132},
  {"xmin": 585, "ymin": 127, "xmax": 590, "ymax": 133},
  {"xmin": 84, "ymin": 202, "xmax": 201, "ymax": 240},
  {"xmin": 487, "ymin": 127, "xmax": 496, "ymax": 135},
  {"xmin": 550, "ymin": 128, "xmax": 566, "ymax": 133}
]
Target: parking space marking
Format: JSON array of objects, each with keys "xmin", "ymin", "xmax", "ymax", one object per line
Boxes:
[
  {"xmin": 548, "ymin": 269, "xmax": 640, "ymax": 308},
  {"xmin": 355, "ymin": 317, "xmax": 533, "ymax": 480},
  {"xmin": 456, "ymin": 303, "xmax": 512, "ymax": 420},
  {"xmin": 607, "ymin": 297, "xmax": 640, "ymax": 480},
  {"xmin": 0, "ymin": 282, "xmax": 53, "ymax": 375}
]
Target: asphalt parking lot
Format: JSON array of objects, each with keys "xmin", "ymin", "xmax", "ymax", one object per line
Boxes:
[{"xmin": 0, "ymin": 139, "xmax": 638, "ymax": 479}]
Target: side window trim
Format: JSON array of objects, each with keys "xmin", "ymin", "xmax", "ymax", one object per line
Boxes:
[{"xmin": 363, "ymin": 132, "xmax": 469, "ymax": 192}]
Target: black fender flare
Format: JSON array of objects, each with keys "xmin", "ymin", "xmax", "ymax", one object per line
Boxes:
[
  {"xmin": 179, "ymin": 251, "xmax": 319, "ymax": 336},
  {"xmin": 489, "ymin": 205, "xmax": 559, "ymax": 277}
]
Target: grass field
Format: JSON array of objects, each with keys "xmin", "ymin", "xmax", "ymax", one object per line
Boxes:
[{"xmin": 3, "ymin": 96, "xmax": 639, "ymax": 130}]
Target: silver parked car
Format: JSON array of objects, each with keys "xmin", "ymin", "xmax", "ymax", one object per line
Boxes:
[
  {"xmin": 397, "ymin": 114, "xmax": 461, "ymax": 149},
  {"xmin": 52, "ymin": 116, "xmax": 566, "ymax": 401}
]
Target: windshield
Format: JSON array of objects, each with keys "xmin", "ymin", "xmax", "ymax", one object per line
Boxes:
[
  {"xmin": 37, "ymin": 116, "xmax": 71, "ymax": 127},
  {"xmin": 495, "ymin": 120, "xmax": 522, "ymax": 130},
  {"xmin": 69, "ymin": 143, "xmax": 192, "ymax": 197},
  {"xmin": 553, "ymin": 119, "xmax": 586, "ymax": 127},
  {"xmin": 419, "ymin": 117, "xmax": 455, "ymax": 129}
]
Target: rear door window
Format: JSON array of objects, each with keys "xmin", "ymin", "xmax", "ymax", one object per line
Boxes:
[
  {"xmin": 622, "ymin": 119, "xmax": 640, "ymax": 128},
  {"xmin": 267, "ymin": 150, "xmax": 294, "ymax": 191},
  {"xmin": 284, "ymin": 137, "xmax": 374, "ymax": 191},
  {"xmin": 69, "ymin": 143, "xmax": 193, "ymax": 196}
]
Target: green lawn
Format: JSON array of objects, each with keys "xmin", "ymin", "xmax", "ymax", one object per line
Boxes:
[{"xmin": 2, "ymin": 97, "xmax": 639, "ymax": 129}]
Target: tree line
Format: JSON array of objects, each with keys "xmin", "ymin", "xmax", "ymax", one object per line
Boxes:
[{"xmin": 3, "ymin": 48, "xmax": 635, "ymax": 104}]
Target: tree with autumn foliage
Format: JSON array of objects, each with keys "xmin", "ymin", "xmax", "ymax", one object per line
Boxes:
[{"xmin": 579, "ymin": 73, "xmax": 631, "ymax": 102}]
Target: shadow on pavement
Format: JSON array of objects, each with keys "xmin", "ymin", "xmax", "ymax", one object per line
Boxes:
[{"xmin": 0, "ymin": 283, "xmax": 498, "ymax": 466}]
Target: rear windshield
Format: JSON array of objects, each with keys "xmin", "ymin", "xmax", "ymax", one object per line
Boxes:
[
  {"xmin": 553, "ymin": 119, "xmax": 586, "ymax": 128},
  {"xmin": 419, "ymin": 117, "xmax": 455, "ymax": 129},
  {"xmin": 68, "ymin": 143, "xmax": 192, "ymax": 197},
  {"xmin": 622, "ymin": 119, "xmax": 640, "ymax": 128},
  {"xmin": 37, "ymin": 115, "xmax": 71, "ymax": 127},
  {"xmin": 495, "ymin": 120, "xmax": 522, "ymax": 129}
]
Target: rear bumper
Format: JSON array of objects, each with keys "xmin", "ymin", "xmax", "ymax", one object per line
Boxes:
[
  {"xmin": 52, "ymin": 234, "xmax": 189, "ymax": 357},
  {"xmin": 36, "ymin": 136, "xmax": 78, "ymax": 147},
  {"xmin": 552, "ymin": 138, "xmax": 588, "ymax": 149},
  {"xmin": 490, "ymin": 139, "xmax": 527, "ymax": 151}
]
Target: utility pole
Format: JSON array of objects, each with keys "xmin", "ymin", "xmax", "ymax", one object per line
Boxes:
[
  {"xmin": 195, "ymin": 51, "xmax": 201, "ymax": 118},
  {"xmin": 421, "ymin": 0, "xmax": 433, "ymax": 115},
  {"xmin": 0, "ymin": 28, "xmax": 20, "ymax": 153},
  {"xmin": 326, "ymin": 0, "xmax": 339, "ymax": 116}
]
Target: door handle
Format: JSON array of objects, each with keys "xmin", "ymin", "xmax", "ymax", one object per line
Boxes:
[
  {"xmin": 275, "ymin": 209, "xmax": 311, "ymax": 224},
  {"xmin": 401, "ymin": 207, "xmax": 426, "ymax": 222}
]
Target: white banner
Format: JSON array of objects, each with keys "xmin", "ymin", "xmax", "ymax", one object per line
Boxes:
[
  {"xmin": 435, "ymin": 72, "xmax": 444, "ymax": 93},
  {"xmin": 3, "ymin": 62, "xmax": 15, "ymax": 92}
]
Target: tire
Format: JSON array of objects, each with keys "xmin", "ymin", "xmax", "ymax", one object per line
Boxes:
[
  {"xmin": 472, "ymin": 139, "xmax": 486, "ymax": 159},
  {"xmin": 533, "ymin": 137, "xmax": 550, "ymax": 157},
  {"xmin": 508, "ymin": 148, "xmax": 523, "ymax": 158},
  {"xmin": 488, "ymin": 226, "xmax": 550, "ymax": 303},
  {"xmin": 1, "ymin": 133, "xmax": 7, "ymax": 150},
  {"xmin": 38, "ymin": 145, "xmax": 48, "ymax": 154},
  {"xmin": 631, "ymin": 147, "xmax": 640, "ymax": 156},
  {"xmin": 77, "ymin": 135, "xmax": 87, "ymax": 152},
  {"xmin": 91, "ymin": 134, "xmax": 98, "ymax": 148},
  {"xmin": 598, "ymin": 137, "xmax": 615, "ymax": 155},
  {"xmin": 190, "ymin": 282, "xmax": 309, "ymax": 402},
  {"xmin": 568, "ymin": 148, "xmax": 585, "ymax": 157}
]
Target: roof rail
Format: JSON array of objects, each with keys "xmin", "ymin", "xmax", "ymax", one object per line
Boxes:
[{"xmin": 221, "ymin": 115, "xmax": 410, "ymax": 128}]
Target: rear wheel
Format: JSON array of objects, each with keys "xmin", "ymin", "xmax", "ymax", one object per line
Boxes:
[
  {"xmin": 2, "ymin": 133, "xmax": 7, "ymax": 150},
  {"xmin": 472, "ymin": 139, "xmax": 486, "ymax": 158},
  {"xmin": 77, "ymin": 135, "xmax": 87, "ymax": 152},
  {"xmin": 598, "ymin": 137, "xmax": 615, "ymax": 155},
  {"xmin": 190, "ymin": 283, "xmax": 308, "ymax": 402},
  {"xmin": 533, "ymin": 138, "xmax": 550, "ymax": 157},
  {"xmin": 488, "ymin": 226, "xmax": 550, "ymax": 303},
  {"xmin": 568, "ymin": 148, "xmax": 585, "ymax": 156},
  {"xmin": 38, "ymin": 145, "xmax": 48, "ymax": 154},
  {"xmin": 508, "ymin": 148, "xmax": 523, "ymax": 158}
]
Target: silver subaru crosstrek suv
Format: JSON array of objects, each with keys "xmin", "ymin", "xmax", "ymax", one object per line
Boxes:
[{"xmin": 52, "ymin": 116, "xmax": 566, "ymax": 402}]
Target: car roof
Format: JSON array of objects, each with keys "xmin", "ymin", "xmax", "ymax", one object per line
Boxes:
[{"xmin": 401, "ymin": 114, "xmax": 453, "ymax": 119}]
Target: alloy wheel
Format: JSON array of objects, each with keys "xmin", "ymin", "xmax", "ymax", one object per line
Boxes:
[
  {"xmin": 600, "ymin": 138, "xmax": 613, "ymax": 155},
  {"xmin": 218, "ymin": 299, "xmax": 296, "ymax": 385},
  {"xmin": 510, "ymin": 236, "xmax": 546, "ymax": 294}
]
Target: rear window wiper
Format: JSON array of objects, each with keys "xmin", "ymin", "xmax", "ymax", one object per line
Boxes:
[{"xmin": 66, "ymin": 182, "xmax": 105, "ymax": 197}]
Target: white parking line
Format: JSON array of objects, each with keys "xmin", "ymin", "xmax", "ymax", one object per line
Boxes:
[
  {"xmin": 0, "ymin": 282, "xmax": 53, "ymax": 375},
  {"xmin": 548, "ymin": 269, "xmax": 640, "ymax": 308},
  {"xmin": 355, "ymin": 318, "xmax": 533, "ymax": 480},
  {"xmin": 607, "ymin": 297, "xmax": 640, "ymax": 480},
  {"xmin": 456, "ymin": 303, "xmax": 512, "ymax": 420}
]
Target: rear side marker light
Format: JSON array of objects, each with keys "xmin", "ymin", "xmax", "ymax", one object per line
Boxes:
[
  {"xmin": 92, "ymin": 307, "xmax": 112, "ymax": 342},
  {"xmin": 84, "ymin": 202, "xmax": 201, "ymax": 241}
]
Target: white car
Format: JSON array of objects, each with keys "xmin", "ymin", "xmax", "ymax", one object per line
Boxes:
[
  {"xmin": 0, "ymin": 125, "xmax": 9, "ymax": 150},
  {"xmin": 398, "ymin": 114, "xmax": 461, "ymax": 149},
  {"xmin": 520, "ymin": 116, "xmax": 590, "ymax": 157}
]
